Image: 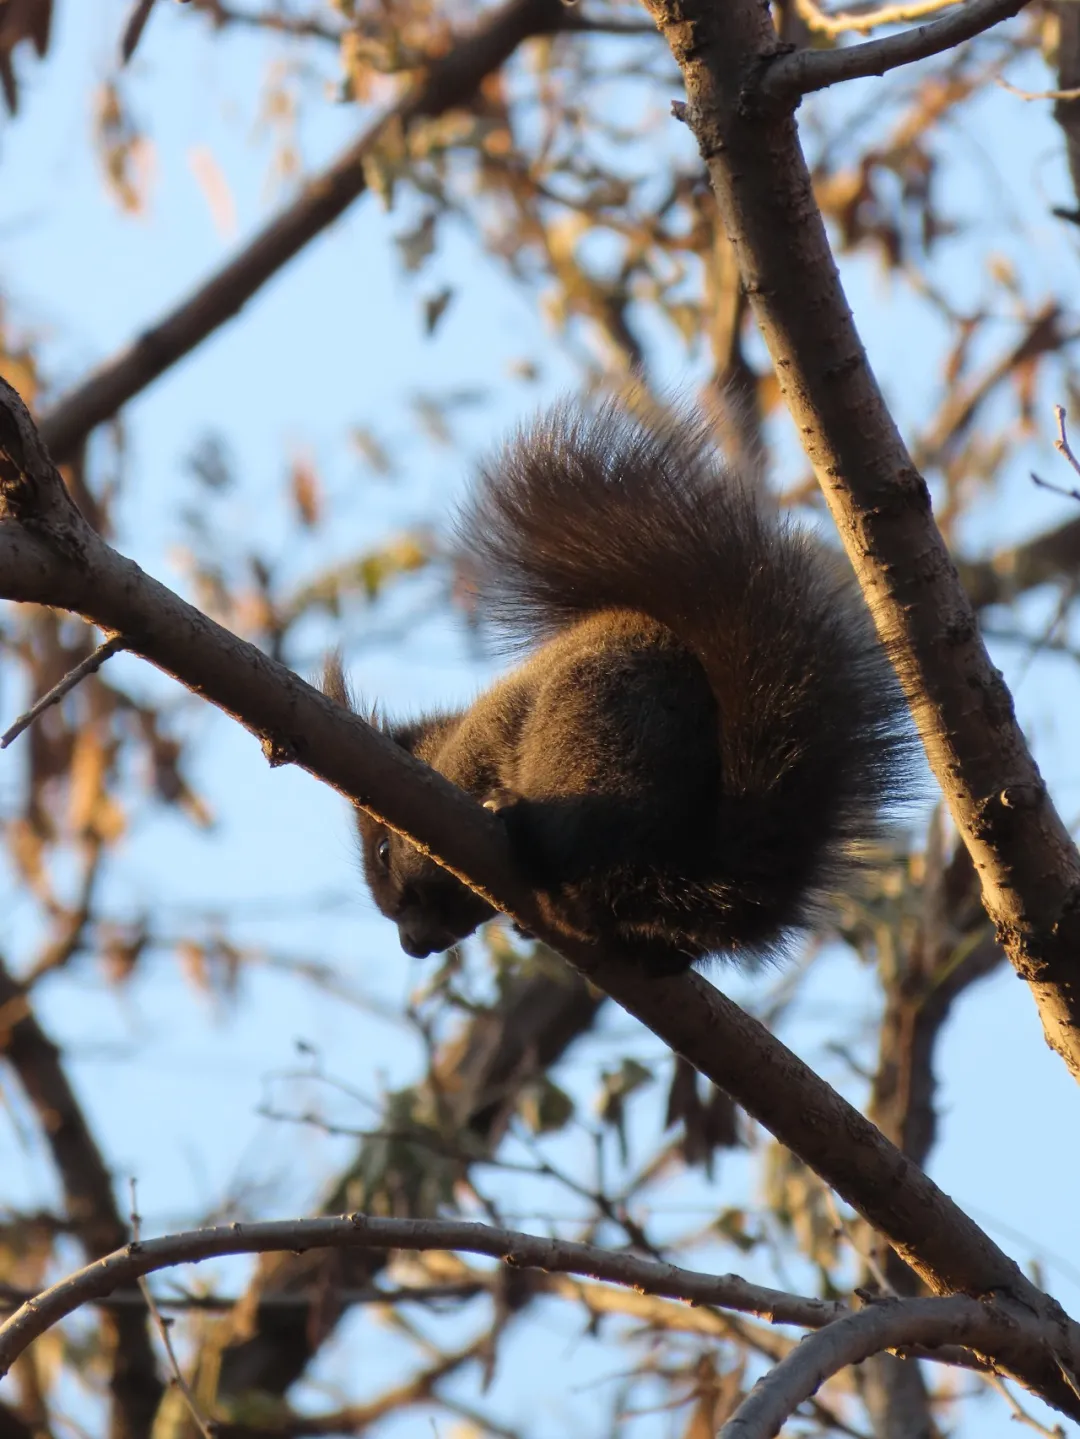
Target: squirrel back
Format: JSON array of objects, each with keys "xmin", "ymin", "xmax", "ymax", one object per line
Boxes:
[{"xmin": 344, "ymin": 399, "xmax": 913, "ymax": 971}]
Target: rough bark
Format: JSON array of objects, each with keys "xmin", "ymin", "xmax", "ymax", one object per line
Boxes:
[
  {"xmin": 639, "ymin": 0, "xmax": 1080, "ymax": 1083},
  {"xmin": 2, "ymin": 376, "xmax": 1080, "ymax": 1416}
]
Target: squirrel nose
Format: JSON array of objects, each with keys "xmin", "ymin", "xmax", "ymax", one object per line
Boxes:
[
  {"xmin": 398, "ymin": 917, "xmax": 459, "ymax": 958},
  {"xmin": 399, "ymin": 928, "xmax": 435, "ymax": 959}
]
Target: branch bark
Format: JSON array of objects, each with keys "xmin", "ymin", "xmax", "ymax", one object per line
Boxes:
[
  {"xmin": 0, "ymin": 1211, "xmax": 848, "ymax": 1371},
  {"xmin": 763, "ymin": 0, "xmax": 1027, "ymax": 103},
  {"xmin": 1052, "ymin": 0, "xmax": 1080, "ymax": 224},
  {"xmin": 640, "ymin": 0, "xmax": 1080, "ymax": 1087},
  {"xmin": 35, "ymin": 0, "xmax": 567, "ymax": 465},
  {"xmin": 0, "ymin": 1219, "xmax": 1066, "ymax": 1430},
  {"xmin": 719, "ymin": 1295, "xmax": 1049, "ymax": 1439},
  {"xmin": 1, "ymin": 377, "xmax": 1079, "ymax": 1416}
]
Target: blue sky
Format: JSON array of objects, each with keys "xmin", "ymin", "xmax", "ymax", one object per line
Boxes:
[{"xmin": 3, "ymin": 2, "xmax": 1080, "ymax": 1435}]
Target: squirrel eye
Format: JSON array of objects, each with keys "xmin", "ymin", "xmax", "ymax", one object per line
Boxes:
[{"xmin": 376, "ymin": 836, "xmax": 391, "ymax": 869}]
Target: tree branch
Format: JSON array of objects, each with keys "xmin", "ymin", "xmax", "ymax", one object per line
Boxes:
[
  {"xmin": 1052, "ymin": 0, "xmax": 1080, "ymax": 224},
  {"xmin": 640, "ymin": 0, "xmax": 1080, "ymax": 1089},
  {"xmin": 36, "ymin": 0, "xmax": 567, "ymax": 465},
  {"xmin": 1, "ymin": 378, "xmax": 1079, "ymax": 1416},
  {"xmin": 217, "ymin": 962, "xmax": 603, "ymax": 1398},
  {"xmin": 961, "ymin": 512, "xmax": 1080, "ymax": 609},
  {"xmin": 0, "ymin": 1219, "xmax": 1067, "ymax": 1431},
  {"xmin": 718, "ymin": 1295, "xmax": 1052, "ymax": 1439},
  {"xmin": 0, "ymin": 960, "xmax": 163, "ymax": 1439},
  {"xmin": 0, "ymin": 1212, "xmax": 850, "ymax": 1372},
  {"xmin": 762, "ymin": 0, "xmax": 1027, "ymax": 103}
]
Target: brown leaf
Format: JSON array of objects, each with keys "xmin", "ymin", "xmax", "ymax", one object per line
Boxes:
[{"xmin": 290, "ymin": 453, "xmax": 322, "ymax": 529}]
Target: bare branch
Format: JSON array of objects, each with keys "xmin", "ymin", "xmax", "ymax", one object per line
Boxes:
[
  {"xmin": 217, "ymin": 962, "xmax": 603, "ymax": 1397},
  {"xmin": 912, "ymin": 302, "xmax": 1066, "ymax": 475},
  {"xmin": 128, "ymin": 1182, "xmax": 214, "ymax": 1439},
  {"xmin": 1053, "ymin": 404, "xmax": 1080, "ymax": 482},
  {"xmin": 795, "ymin": 0, "xmax": 964, "ymax": 39},
  {"xmin": 719, "ymin": 1295, "xmax": 1035, "ymax": 1439},
  {"xmin": 0, "ymin": 376, "xmax": 1078, "ymax": 1416},
  {"xmin": 36, "ymin": 0, "xmax": 568, "ymax": 466},
  {"xmin": 215, "ymin": 1335, "xmax": 493, "ymax": 1439},
  {"xmin": 119, "ymin": 0, "xmax": 157, "ymax": 62},
  {"xmin": 0, "ymin": 1212, "xmax": 847, "ymax": 1372},
  {"xmin": 1052, "ymin": 0, "xmax": 1080, "ymax": 222},
  {"xmin": 762, "ymin": 0, "xmax": 1028, "ymax": 104},
  {"xmin": 0, "ymin": 634, "xmax": 126, "ymax": 749},
  {"xmin": 960, "ymin": 510, "xmax": 1080, "ymax": 608},
  {"xmin": 641, "ymin": 0, "xmax": 1080, "ymax": 1091},
  {"xmin": 997, "ymin": 76, "xmax": 1080, "ymax": 102},
  {"xmin": 187, "ymin": 0, "xmax": 345, "ymax": 44},
  {"xmin": 982, "ymin": 1373, "xmax": 1068, "ymax": 1439},
  {"xmin": 0, "ymin": 1280, "xmax": 487, "ymax": 1313},
  {"xmin": 0, "ymin": 1219, "xmax": 1066, "ymax": 1436}
]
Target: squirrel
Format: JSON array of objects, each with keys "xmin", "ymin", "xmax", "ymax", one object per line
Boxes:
[{"xmin": 328, "ymin": 398, "xmax": 913, "ymax": 975}]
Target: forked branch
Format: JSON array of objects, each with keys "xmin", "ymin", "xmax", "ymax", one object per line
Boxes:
[{"xmin": 1, "ymin": 375, "xmax": 1079, "ymax": 1416}]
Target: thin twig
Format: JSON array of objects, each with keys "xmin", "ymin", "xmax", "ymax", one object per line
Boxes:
[
  {"xmin": 36, "ymin": 0, "xmax": 568, "ymax": 465},
  {"xmin": 129, "ymin": 1181, "xmax": 215, "ymax": 1439},
  {"xmin": 0, "ymin": 634, "xmax": 127, "ymax": 749},
  {"xmin": 981, "ymin": 1373, "xmax": 1066, "ymax": 1439},
  {"xmin": 1054, "ymin": 404, "xmax": 1080, "ymax": 482},
  {"xmin": 763, "ymin": 0, "xmax": 1026, "ymax": 102},
  {"xmin": 1029, "ymin": 472, "xmax": 1080, "ymax": 503},
  {"xmin": 823, "ymin": 1191, "xmax": 896, "ymax": 1296},
  {"xmin": 0, "ymin": 1280, "xmax": 486, "ymax": 1313},
  {"xmin": 795, "ymin": 0, "xmax": 959, "ymax": 39},
  {"xmin": 996, "ymin": 76, "xmax": 1080, "ymax": 102},
  {"xmin": 1031, "ymin": 406, "xmax": 1080, "ymax": 503},
  {"xmin": 120, "ymin": 0, "xmax": 158, "ymax": 61}
]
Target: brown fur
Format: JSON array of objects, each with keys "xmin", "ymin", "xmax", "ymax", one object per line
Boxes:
[{"xmin": 334, "ymin": 400, "xmax": 913, "ymax": 974}]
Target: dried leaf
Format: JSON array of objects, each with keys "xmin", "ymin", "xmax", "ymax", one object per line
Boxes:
[
  {"xmin": 290, "ymin": 452, "xmax": 322, "ymax": 529},
  {"xmin": 94, "ymin": 81, "xmax": 154, "ymax": 215},
  {"xmin": 518, "ymin": 1076, "xmax": 574, "ymax": 1135},
  {"xmin": 188, "ymin": 144, "xmax": 238, "ymax": 239},
  {"xmin": 350, "ymin": 425, "xmax": 395, "ymax": 476}
]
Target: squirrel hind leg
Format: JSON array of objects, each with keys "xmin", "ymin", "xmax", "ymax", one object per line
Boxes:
[
  {"xmin": 485, "ymin": 787, "xmax": 705, "ymax": 977},
  {"xmin": 483, "ymin": 782, "xmax": 658, "ymax": 892}
]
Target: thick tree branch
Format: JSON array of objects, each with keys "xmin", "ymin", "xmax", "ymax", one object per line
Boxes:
[
  {"xmin": 0, "ymin": 1212, "xmax": 849, "ymax": 1371},
  {"xmin": 1052, "ymin": 0, "xmax": 1080, "ymax": 223},
  {"xmin": 641, "ymin": 0, "xmax": 1080, "ymax": 1087},
  {"xmin": 763, "ymin": 0, "xmax": 1027, "ymax": 103},
  {"xmin": 719, "ymin": 1295, "xmax": 1045, "ymax": 1439},
  {"xmin": 36, "ymin": 0, "xmax": 567, "ymax": 465},
  {"xmin": 0, "ymin": 1219, "xmax": 1063, "ymax": 1430},
  {"xmin": 1, "ymin": 379, "xmax": 1079, "ymax": 1416}
]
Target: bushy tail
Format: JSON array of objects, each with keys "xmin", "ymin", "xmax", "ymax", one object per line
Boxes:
[{"xmin": 456, "ymin": 398, "xmax": 913, "ymax": 931}]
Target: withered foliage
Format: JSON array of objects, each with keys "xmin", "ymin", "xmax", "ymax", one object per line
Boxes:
[{"xmin": 1, "ymin": 3, "xmax": 1079, "ymax": 1437}]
